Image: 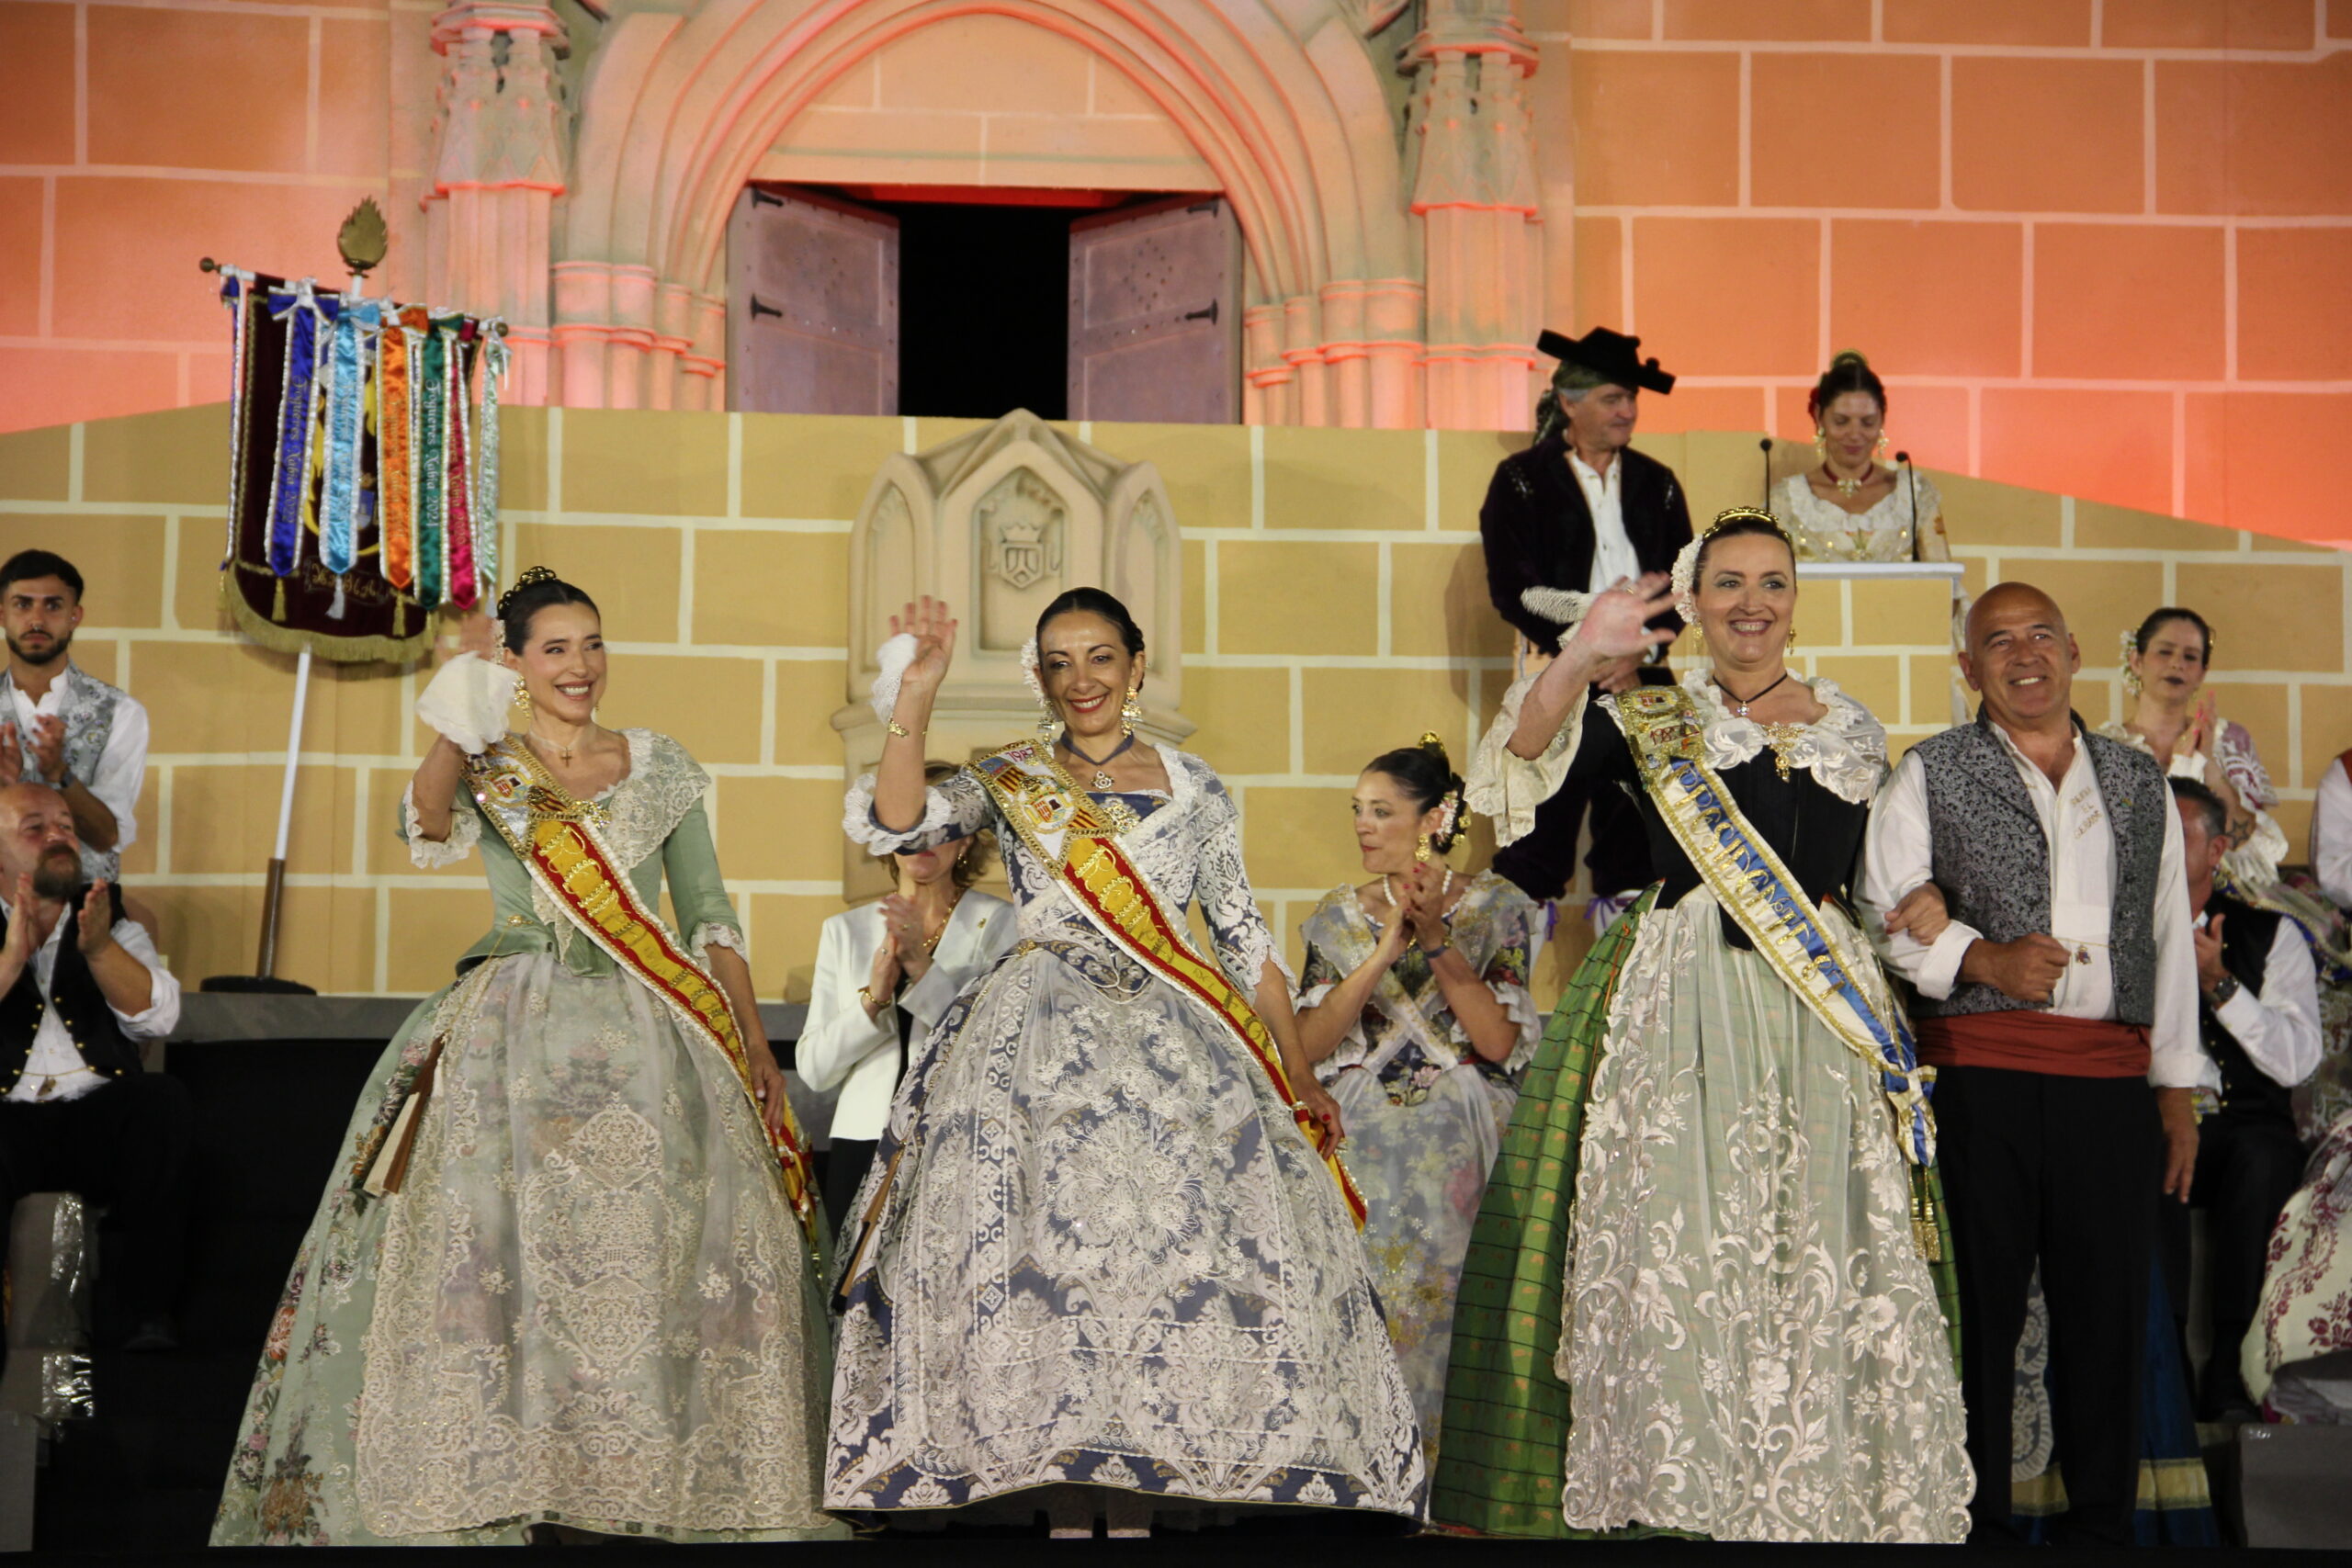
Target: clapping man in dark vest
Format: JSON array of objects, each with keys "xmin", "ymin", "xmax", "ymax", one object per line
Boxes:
[
  {"xmin": 1478, "ymin": 328, "xmax": 1690, "ymax": 914},
  {"xmin": 1859, "ymin": 582, "xmax": 2204, "ymax": 1545},
  {"xmin": 2164, "ymin": 777, "xmax": 2320, "ymax": 1421},
  {"xmin": 0, "ymin": 782, "xmax": 188, "ymax": 1350}
]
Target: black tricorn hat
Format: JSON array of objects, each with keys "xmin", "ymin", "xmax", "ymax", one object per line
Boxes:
[{"xmin": 1536, "ymin": 326, "xmax": 1675, "ymax": 394}]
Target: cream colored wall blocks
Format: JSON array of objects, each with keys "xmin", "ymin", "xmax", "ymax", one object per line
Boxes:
[{"xmin": 3, "ymin": 404, "xmax": 2346, "ymax": 1010}]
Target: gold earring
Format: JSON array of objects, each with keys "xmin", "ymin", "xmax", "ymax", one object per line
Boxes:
[
  {"xmin": 1415, "ymin": 833, "xmax": 1432, "ymax": 864},
  {"xmin": 1036, "ymin": 707, "xmax": 1058, "ymax": 744},
  {"xmin": 1875, "ymin": 431, "xmax": 1891, "ymax": 460},
  {"xmin": 1120, "ymin": 687, "xmax": 1141, "ymax": 739},
  {"xmin": 1812, "ymin": 427, "xmax": 1826, "ymax": 461},
  {"xmin": 514, "ymin": 682, "xmax": 533, "ymax": 722},
  {"xmin": 1785, "ymin": 622, "xmax": 1797, "ymax": 652}
]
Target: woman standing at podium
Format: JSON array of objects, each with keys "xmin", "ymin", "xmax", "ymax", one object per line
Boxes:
[
  {"xmin": 211, "ymin": 569, "xmax": 841, "ymax": 1546},
  {"xmin": 1770, "ymin": 352, "xmax": 1950, "ymax": 564}
]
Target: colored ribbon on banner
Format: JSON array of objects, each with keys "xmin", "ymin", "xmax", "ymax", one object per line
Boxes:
[
  {"xmin": 379, "ymin": 307, "xmax": 424, "ymax": 592},
  {"xmin": 473, "ymin": 327, "xmax": 508, "ymax": 598},
  {"xmin": 263, "ymin": 283, "xmax": 322, "ymax": 579},
  {"xmin": 444, "ymin": 321, "xmax": 478, "ymax": 609},
  {"xmin": 413, "ymin": 321, "xmax": 447, "ymax": 610},
  {"xmin": 320, "ymin": 296, "xmax": 378, "ymax": 577}
]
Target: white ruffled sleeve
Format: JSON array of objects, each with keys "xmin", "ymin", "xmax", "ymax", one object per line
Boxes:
[
  {"xmin": 399, "ymin": 782, "xmax": 480, "ymax": 869},
  {"xmin": 689, "ymin": 923, "xmax": 745, "ymax": 963},
  {"xmin": 1466, "ymin": 670, "xmax": 1590, "ymax": 848},
  {"xmin": 842, "ymin": 766, "xmax": 992, "ymax": 854}
]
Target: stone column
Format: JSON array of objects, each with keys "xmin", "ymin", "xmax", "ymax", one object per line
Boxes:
[
  {"xmin": 423, "ymin": 1, "xmax": 570, "ymax": 404},
  {"xmin": 1405, "ymin": 0, "xmax": 1541, "ymax": 430}
]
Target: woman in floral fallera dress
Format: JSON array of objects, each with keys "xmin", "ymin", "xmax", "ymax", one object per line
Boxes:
[
  {"xmin": 826, "ymin": 592, "xmax": 1425, "ymax": 1534},
  {"xmin": 1295, "ymin": 736, "xmax": 1540, "ymax": 1471},
  {"xmin": 212, "ymin": 573, "xmax": 842, "ymax": 1545}
]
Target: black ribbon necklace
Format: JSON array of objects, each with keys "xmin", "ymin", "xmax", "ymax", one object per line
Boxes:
[
  {"xmin": 1058, "ymin": 730, "xmax": 1136, "ymax": 790},
  {"xmin": 1713, "ymin": 669, "xmax": 1792, "ymax": 718}
]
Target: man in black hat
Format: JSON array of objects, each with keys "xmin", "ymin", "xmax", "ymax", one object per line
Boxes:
[{"xmin": 1478, "ymin": 326, "xmax": 1691, "ymax": 906}]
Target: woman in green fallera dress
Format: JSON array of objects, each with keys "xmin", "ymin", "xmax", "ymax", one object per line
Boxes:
[
  {"xmin": 211, "ymin": 573, "xmax": 842, "ymax": 1545},
  {"xmin": 1432, "ymin": 514, "xmax": 1971, "ymax": 1543}
]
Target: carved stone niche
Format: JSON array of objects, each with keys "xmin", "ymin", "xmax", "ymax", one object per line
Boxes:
[{"xmin": 834, "ymin": 410, "xmax": 1193, "ymax": 898}]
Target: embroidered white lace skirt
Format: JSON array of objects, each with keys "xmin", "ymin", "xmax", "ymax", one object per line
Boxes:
[
  {"xmin": 1557, "ymin": 893, "xmax": 1973, "ymax": 1542},
  {"xmin": 825, "ymin": 942, "xmax": 1428, "ymax": 1519},
  {"xmin": 212, "ymin": 953, "xmax": 842, "ymax": 1544}
]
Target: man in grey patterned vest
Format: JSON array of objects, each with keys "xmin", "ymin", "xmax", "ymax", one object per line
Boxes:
[
  {"xmin": 1, "ymin": 549, "xmax": 150, "ymax": 886},
  {"xmin": 1860, "ymin": 581, "xmax": 2206, "ymax": 1546}
]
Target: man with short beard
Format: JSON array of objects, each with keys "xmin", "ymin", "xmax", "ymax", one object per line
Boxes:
[
  {"xmin": 1860, "ymin": 582, "xmax": 2205, "ymax": 1545},
  {"xmin": 0, "ymin": 782, "xmax": 187, "ymax": 1350},
  {"xmin": 1, "ymin": 549, "xmax": 150, "ymax": 886}
]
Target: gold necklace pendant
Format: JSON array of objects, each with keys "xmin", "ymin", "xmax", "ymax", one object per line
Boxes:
[{"xmin": 1093, "ymin": 770, "xmax": 1115, "ymax": 791}]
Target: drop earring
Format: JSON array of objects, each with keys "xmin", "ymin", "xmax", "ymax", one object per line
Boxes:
[
  {"xmin": 514, "ymin": 682, "xmax": 533, "ymax": 723},
  {"xmin": 1120, "ymin": 687, "xmax": 1142, "ymax": 739},
  {"xmin": 1812, "ymin": 427, "xmax": 1826, "ymax": 462},
  {"xmin": 1415, "ymin": 833, "xmax": 1432, "ymax": 864},
  {"xmin": 1036, "ymin": 704, "xmax": 1058, "ymax": 744}
]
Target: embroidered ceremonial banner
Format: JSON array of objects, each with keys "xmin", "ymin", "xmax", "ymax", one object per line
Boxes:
[
  {"xmin": 214, "ymin": 271, "xmax": 506, "ymax": 662},
  {"xmin": 466, "ymin": 739, "xmax": 821, "ymax": 1249},
  {"xmin": 972, "ymin": 741, "xmax": 1368, "ymax": 1227},
  {"xmin": 1610, "ymin": 684, "xmax": 1943, "ymax": 1257}
]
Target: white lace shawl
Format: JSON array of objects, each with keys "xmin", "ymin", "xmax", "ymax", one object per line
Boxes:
[
  {"xmin": 843, "ymin": 747, "xmax": 1294, "ymax": 991},
  {"xmin": 1468, "ymin": 669, "xmax": 1888, "ymax": 847},
  {"xmin": 401, "ymin": 730, "xmax": 741, "ymax": 961}
]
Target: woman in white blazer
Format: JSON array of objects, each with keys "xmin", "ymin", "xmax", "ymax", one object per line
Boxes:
[{"xmin": 799, "ymin": 763, "xmax": 1016, "ymax": 1234}]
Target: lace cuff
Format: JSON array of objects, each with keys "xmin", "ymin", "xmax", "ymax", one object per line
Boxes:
[
  {"xmin": 401, "ymin": 784, "xmax": 479, "ymax": 869},
  {"xmin": 842, "ymin": 772, "xmax": 967, "ymax": 853},
  {"xmin": 1494, "ymin": 982, "xmax": 1544, "ymax": 1076},
  {"xmin": 690, "ymin": 922, "xmax": 745, "ymax": 963},
  {"xmin": 1466, "ymin": 671, "xmax": 1588, "ymax": 848},
  {"xmin": 1218, "ymin": 922, "xmax": 1296, "ymax": 994}
]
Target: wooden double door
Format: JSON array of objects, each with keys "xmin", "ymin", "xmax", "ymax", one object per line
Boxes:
[{"xmin": 726, "ymin": 185, "xmax": 1241, "ymax": 423}]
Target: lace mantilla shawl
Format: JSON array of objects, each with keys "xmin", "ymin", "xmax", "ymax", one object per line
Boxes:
[
  {"xmin": 401, "ymin": 730, "xmax": 741, "ymax": 959},
  {"xmin": 845, "ymin": 746, "xmax": 1293, "ymax": 991},
  {"xmin": 1468, "ymin": 669, "xmax": 1888, "ymax": 847}
]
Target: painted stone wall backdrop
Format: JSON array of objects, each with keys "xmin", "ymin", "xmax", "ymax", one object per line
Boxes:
[
  {"xmin": 5, "ymin": 405, "xmax": 2348, "ymax": 1006},
  {"xmin": 1534, "ymin": 0, "xmax": 2352, "ymax": 542},
  {"xmin": 3, "ymin": 2, "xmax": 2347, "ymax": 541}
]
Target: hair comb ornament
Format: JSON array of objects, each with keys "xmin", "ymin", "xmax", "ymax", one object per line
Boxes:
[{"xmin": 495, "ymin": 564, "xmax": 560, "ymax": 621}]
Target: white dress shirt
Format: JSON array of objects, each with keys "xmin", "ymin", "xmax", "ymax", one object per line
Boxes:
[
  {"xmin": 6, "ymin": 664, "xmax": 150, "ymax": 866},
  {"xmin": 2199, "ymin": 907, "xmax": 2322, "ymax": 1092},
  {"xmin": 2313, "ymin": 756, "xmax": 2352, "ymax": 910},
  {"xmin": 1566, "ymin": 448, "xmax": 1641, "ymax": 593},
  {"xmin": 1860, "ymin": 727, "xmax": 2209, "ymax": 1090},
  {"xmin": 797, "ymin": 891, "xmax": 1016, "ymax": 1144},
  {"xmin": 2, "ymin": 895, "xmax": 181, "ymax": 1103}
]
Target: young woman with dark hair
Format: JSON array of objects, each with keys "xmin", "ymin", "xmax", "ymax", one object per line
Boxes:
[
  {"xmin": 215, "ymin": 569, "xmax": 842, "ymax": 1544},
  {"xmin": 828, "ymin": 589, "xmax": 1424, "ymax": 1535},
  {"xmin": 1293, "ymin": 733, "xmax": 1541, "ymax": 1470}
]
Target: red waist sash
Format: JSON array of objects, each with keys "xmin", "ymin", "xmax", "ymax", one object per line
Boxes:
[{"xmin": 1916, "ymin": 1012, "xmax": 2151, "ymax": 1078}]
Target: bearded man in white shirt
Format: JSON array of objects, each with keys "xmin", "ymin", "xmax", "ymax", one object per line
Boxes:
[
  {"xmin": 2161, "ymin": 776, "xmax": 2321, "ymax": 1422},
  {"xmin": 0, "ymin": 782, "xmax": 187, "ymax": 1351},
  {"xmin": 1, "ymin": 549, "xmax": 151, "ymax": 886},
  {"xmin": 1860, "ymin": 581, "xmax": 2203, "ymax": 1546}
]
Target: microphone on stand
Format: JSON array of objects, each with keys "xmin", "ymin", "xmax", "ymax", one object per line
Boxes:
[
  {"xmin": 1896, "ymin": 450, "xmax": 1920, "ymax": 558},
  {"xmin": 1758, "ymin": 436, "xmax": 1774, "ymax": 509}
]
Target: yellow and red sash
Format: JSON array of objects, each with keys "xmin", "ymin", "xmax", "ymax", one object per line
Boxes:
[
  {"xmin": 468, "ymin": 739, "xmax": 820, "ymax": 1247},
  {"xmin": 971, "ymin": 740, "xmax": 1366, "ymax": 1228}
]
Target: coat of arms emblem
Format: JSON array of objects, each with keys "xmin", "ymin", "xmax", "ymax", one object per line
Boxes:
[{"xmin": 979, "ymin": 470, "xmax": 1065, "ymax": 592}]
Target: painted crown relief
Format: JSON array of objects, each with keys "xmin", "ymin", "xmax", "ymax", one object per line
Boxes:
[{"xmin": 418, "ymin": 0, "xmax": 1544, "ymax": 427}]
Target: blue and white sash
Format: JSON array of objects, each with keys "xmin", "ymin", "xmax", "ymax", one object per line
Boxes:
[{"xmin": 1611, "ymin": 684, "xmax": 1937, "ymax": 1169}]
